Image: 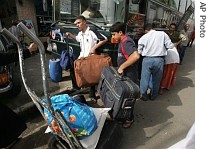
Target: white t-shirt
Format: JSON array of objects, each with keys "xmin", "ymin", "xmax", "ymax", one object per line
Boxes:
[{"xmin": 75, "ymin": 26, "xmax": 107, "ymax": 59}]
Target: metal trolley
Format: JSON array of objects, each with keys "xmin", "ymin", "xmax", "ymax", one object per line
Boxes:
[{"xmin": 1, "ymin": 22, "xmax": 110, "ymax": 149}]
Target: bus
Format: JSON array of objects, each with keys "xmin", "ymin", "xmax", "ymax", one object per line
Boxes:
[{"xmin": 49, "ymin": 0, "xmax": 194, "ymax": 65}]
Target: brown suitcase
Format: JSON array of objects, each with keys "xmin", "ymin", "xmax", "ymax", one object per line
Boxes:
[{"xmin": 74, "ymin": 54, "xmax": 112, "ymax": 88}]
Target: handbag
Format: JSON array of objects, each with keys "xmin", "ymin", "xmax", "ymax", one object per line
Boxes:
[
  {"xmin": 43, "ymin": 94, "xmax": 98, "ymax": 139},
  {"xmin": 74, "ymin": 54, "xmax": 112, "ymax": 88},
  {"xmin": 60, "ymin": 38, "xmax": 75, "ymax": 70},
  {"xmin": 59, "ymin": 47, "xmax": 75, "ymax": 70}
]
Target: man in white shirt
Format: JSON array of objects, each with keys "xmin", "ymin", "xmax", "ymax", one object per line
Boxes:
[
  {"xmin": 138, "ymin": 24, "xmax": 174, "ymax": 101},
  {"xmin": 66, "ymin": 15, "xmax": 108, "ymax": 100}
]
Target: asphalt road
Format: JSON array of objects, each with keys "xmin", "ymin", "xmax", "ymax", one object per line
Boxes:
[{"xmin": 2, "ymin": 45, "xmax": 195, "ymax": 149}]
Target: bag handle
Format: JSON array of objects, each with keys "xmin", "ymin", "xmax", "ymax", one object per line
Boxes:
[{"xmin": 120, "ymin": 37, "xmax": 129, "ymax": 60}]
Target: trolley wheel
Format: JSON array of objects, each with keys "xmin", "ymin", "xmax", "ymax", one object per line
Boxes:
[{"xmin": 48, "ymin": 135, "xmax": 70, "ymax": 149}]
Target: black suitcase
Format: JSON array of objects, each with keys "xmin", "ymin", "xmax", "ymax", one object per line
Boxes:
[{"xmin": 98, "ymin": 66, "xmax": 140, "ymax": 121}]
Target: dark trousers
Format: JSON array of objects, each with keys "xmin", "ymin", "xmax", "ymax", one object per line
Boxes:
[
  {"xmin": 69, "ymin": 68, "xmax": 80, "ymax": 89},
  {"xmin": 178, "ymin": 46, "xmax": 187, "ymax": 64}
]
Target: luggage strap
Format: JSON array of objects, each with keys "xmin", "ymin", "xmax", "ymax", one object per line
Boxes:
[
  {"xmin": 116, "ymin": 98, "xmax": 136, "ymax": 121},
  {"xmin": 121, "ymin": 98, "xmax": 136, "ymax": 109}
]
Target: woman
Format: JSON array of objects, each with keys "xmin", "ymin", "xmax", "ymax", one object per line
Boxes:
[{"xmin": 159, "ymin": 47, "xmax": 179, "ymax": 94}]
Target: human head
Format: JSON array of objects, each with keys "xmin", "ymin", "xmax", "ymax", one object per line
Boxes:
[
  {"xmin": 74, "ymin": 15, "xmax": 87, "ymax": 32},
  {"xmin": 184, "ymin": 24, "xmax": 190, "ymax": 31},
  {"xmin": 109, "ymin": 22, "xmax": 126, "ymax": 42},
  {"xmin": 169, "ymin": 23, "xmax": 177, "ymax": 33},
  {"xmin": 143, "ymin": 23, "xmax": 153, "ymax": 33}
]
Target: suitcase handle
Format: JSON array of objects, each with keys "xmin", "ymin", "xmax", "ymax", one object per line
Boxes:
[{"xmin": 118, "ymin": 72, "xmax": 127, "ymax": 81}]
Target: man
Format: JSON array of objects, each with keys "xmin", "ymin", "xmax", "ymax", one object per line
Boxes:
[
  {"xmin": 66, "ymin": 15, "xmax": 108, "ymax": 100},
  {"xmin": 179, "ymin": 24, "xmax": 190, "ymax": 64},
  {"xmin": 166, "ymin": 23, "xmax": 182, "ymax": 48},
  {"xmin": 0, "ymin": 42, "xmax": 37, "ymax": 66},
  {"xmin": 138, "ymin": 23, "xmax": 174, "ymax": 101},
  {"xmin": 110, "ymin": 22, "xmax": 140, "ymax": 128}
]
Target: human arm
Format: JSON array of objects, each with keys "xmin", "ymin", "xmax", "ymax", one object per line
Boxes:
[
  {"xmin": 164, "ymin": 33, "xmax": 174, "ymax": 49},
  {"xmin": 118, "ymin": 51, "xmax": 140, "ymax": 74},
  {"xmin": 89, "ymin": 28, "xmax": 108, "ymax": 54},
  {"xmin": 89, "ymin": 38, "xmax": 108, "ymax": 55},
  {"xmin": 66, "ymin": 32, "xmax": 76, "ymax": 40},
  {"xmin": 0, "ymin": 43, "xmax": 37, "ymax": 66}
]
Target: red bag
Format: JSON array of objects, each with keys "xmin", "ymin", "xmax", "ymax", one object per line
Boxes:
[{"xmin": 74, "ymin": 54, "xmax": 112, "ymax": 88}]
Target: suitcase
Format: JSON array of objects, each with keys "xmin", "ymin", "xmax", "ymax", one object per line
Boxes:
[
  {"xmin": 97, "ymin": 66, "xmax": 140, "ymax": 121},
  {"xmin": 74, "ymin": 54, "xmax": 112, "ymax": 88}
]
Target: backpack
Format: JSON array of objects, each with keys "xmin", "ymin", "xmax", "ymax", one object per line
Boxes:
[{"xmin": 60, "ymin": 46, "xmax": 75, "ymax": 70}]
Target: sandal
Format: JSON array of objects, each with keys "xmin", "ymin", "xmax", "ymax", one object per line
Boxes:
[
  {"xmin": 122, "ymin": 119, "xmax": 134, "ymax": 129},
  {"xmin": 67, "ymin": 87, "xmax": 80, "ymax": 91}
]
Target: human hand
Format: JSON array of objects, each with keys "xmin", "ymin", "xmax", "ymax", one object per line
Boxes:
[
  {"xmin": 66, "ymin": 32, "xmax": 72, "ymax": 38},
  {"xmin": 88, "ymin": 51, "xmax": 96, "ymax": 56},
  {"xmin": 117, "ymin": 67, "xmax": 124, "ymax": 74},
  {"xmin": 28, "ymin": 43, "xmax": 37, "ymax": 53}
]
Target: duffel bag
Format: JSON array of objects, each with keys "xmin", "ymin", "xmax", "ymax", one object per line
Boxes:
[{"xmin": 74, "ymin": 54, "xmax": 112, "ymax": 88}]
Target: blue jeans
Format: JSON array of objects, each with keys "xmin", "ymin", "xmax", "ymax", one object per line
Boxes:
[
  {"xmin": 179, "ymin": 46, "xmax": 187, "ymax": 64},
  {"xmin": 140, "ymin": 57, "xmax": 164, "ymax": 99}
]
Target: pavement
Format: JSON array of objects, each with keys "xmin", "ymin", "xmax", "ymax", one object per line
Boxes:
[{"xmin": 1, "ymin": 44, "xmax": 195, "ymax": 149}]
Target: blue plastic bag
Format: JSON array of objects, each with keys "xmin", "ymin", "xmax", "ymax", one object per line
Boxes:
[{"xmin": 43, "ymin": 94, "xmax": 97, "ymax": 139}]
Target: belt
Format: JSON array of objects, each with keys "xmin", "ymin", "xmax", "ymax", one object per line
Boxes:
[{"xmin": 144, "ymin": 56, "xmax": 165, "ymax": 58}]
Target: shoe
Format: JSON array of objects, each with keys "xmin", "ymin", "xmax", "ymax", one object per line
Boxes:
[
  {"xmin": 159, "ymin": 89, "xmax": 163, "ymax": 95},
  {"xmin": 140, "ymin": 95, "xmax": 148, "ymax": 101},
  {"xmin": 122, "ymin": 119, "xmax": 134, "ymax": 129},
  {"xmin": 67, "ymin": 87, "xmax": 80, "ymax": 92},
  {"xmin": 88, "ymin": 95, "xmax": 100, "ymax": 103},
  {"xmin": 150, "ymin": 97, "xmax": 156, "ymax": 101},
  {"xmin": 150, "ymin": 95, "xmax": 158, "ymax": 101},
  {"xmin": 87, "ymin": 97, "xmax": 97, "ymax": 103}
]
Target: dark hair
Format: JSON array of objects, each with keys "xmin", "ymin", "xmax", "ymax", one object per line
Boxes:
[
  {"xmin": 110, "ymin": 22, "xmax": 126, "ymax": 34},
  {"xmin": 75, "ymin": 15, "xmax": 86, "ymax": 22},
  {"xmin": 170, "ymin": 23, "xmax": 177, "ymax": 28},
  {"xmin": 143, "ymin": 23, "xmax": 153, "ymax": 31}
]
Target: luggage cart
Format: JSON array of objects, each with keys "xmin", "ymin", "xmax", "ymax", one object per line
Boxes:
[{"xmin": 1, "ymin": 23, "xmax": 115, "ymax": 149}]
